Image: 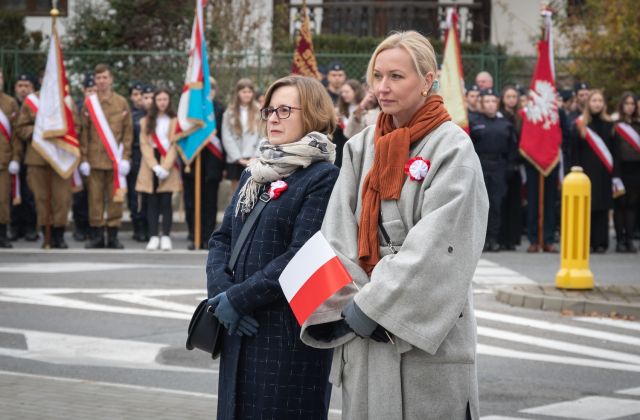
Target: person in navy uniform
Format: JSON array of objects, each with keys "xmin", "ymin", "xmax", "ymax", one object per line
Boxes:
[
  {"xmin": 127, "ymin": 81, "xmax": 149, "ymax": 242},
  {"xmin": 206, "ymin": 75, "xmax": 338, "ymax": 420},
  {"xmin": 470, "ymin": 88, "xmax": 517, "ymax": 252},
  {"xmin": 466, "ymin": 84, "xmax": 481, "ymax": 124}
]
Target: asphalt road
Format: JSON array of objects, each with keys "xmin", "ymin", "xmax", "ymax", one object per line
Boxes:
[{"xmin": 1, "ymin": 232, "xmax": 639, "ymax": 419}]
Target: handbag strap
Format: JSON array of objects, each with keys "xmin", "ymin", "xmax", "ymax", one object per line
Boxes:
[
  {"xmin": 378, "ymin": 210, "xmax": 398, "ymax": 254},
  {"xmin": 226, "ymin": 191, "xmax": 271, "ymax": 275}
]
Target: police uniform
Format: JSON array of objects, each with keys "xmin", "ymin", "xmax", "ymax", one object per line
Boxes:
[
  {"xmin": 469, "ymin": 88, "xmax": 517, "ymax": 251},
  {"xmin": 567, "ymin": 82, "xmax": 589, "ymax": 128},
  {"xmin": 71, "ymin": 74, "xmax": 94, "ymax": 242},
  {"xmin": 127, "ymin": 82, "xmax": 148, "ymax": 242},
  {"xmin": 325, "ymin": 62, "xmax": 345, "ymax": 105},
  {"xmin": 9, "ymin": 73, "xmax": 38, "ymax": 242},
  {"xmin": 466, "ymin": 84, "xmax": 481, "ymax": 124},
  {"xmin": 12, "ymin": 92, "xmax": 77, "ymax": 248},
  {"xmin": 80, "ymin": 91, "xmax": 133, "ymax": 249},
  {"xmin": 0, "ymin": 91, "xmax": 19, "ymax": 247}
]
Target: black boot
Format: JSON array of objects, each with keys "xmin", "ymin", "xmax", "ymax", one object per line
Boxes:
[
  {"xmin": 85, "ymin": 227, "xmax": 105, "ymax": 249},
  {"xmin": 73, "ymin": 221, "xmax": 88, "ymax": 241},
  {"xmin": 107, "ymin": 227, "xmax": 124, "ymax": 249},
  {"xmin": 52, "ymin": 227, "xmax": 68, "ymax": 249},
  {"xmin": 0, "ymin": 224, "xmax": 12, "ymax": 248},
  {"xmin": 24, "ymin": 225, "xmax": 39, "ymax": 241},
  {"xmin": 7, "ymin": 224, "xmax": 19, "ymax": 241}
]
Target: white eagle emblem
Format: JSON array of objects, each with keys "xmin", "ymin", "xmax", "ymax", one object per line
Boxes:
[{"xmin": 523, "ymin": 80, "xmax": 558, "ymax": 130}]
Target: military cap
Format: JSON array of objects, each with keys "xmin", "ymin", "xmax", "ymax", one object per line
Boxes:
[
  {"xmin": 466, "ymin": 84, "xmax": 480, "ymax": 93},
  {"xmin": 142, "ymin": 84, "xmax": 154, "ymax": 94},
  {"xmin": 16, "ymin": 73, "xmax": 34, "ymax": 84},
  {"xmin": 129, "ymin": 80, "xmax": 144, "ymax": 93},
  {"xmin": 83, "ymin": 75, "xmax": 96, "ymax": 88},
  {"xmin": 479, "ymin": 88, "xmax": 497, "ymax": 97},
  {"xmin": 574, "ymin": 82, "xmax": 589, "ymax": 93},
  {"xmin": 328, "ymin": 61, "xmax": 344, "ymax": 72}
]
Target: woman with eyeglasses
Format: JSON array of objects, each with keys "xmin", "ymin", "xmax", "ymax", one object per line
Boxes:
[
  {"xmin": 206, "ymin": 75, "xmax": 339, "ymax": 420},
  {"xmin": 301, "ymin": 31, "xmax": 488, "ymax": 419},
  {"xmin": 222, "ymin": 78, "xmax": 261, "ymax": 192}
]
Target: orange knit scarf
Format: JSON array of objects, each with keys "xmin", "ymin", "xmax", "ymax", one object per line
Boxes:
[{"xmin": 358, "ymin": 95, "xmax": 451, "ymax": 275}]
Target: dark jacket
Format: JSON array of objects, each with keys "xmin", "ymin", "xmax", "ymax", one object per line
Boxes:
[
  {"xmin": 569, "ymin": 115, "xmax": 614, "ymax": 211},
  {"xmin": 206, "ymin": 160, "xmax": 339, "ymax": 420}
]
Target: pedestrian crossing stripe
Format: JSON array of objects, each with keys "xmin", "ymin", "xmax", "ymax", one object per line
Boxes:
[{"xmin": 521, "ymin": 396, "xmax": 640, "ymax": 419}]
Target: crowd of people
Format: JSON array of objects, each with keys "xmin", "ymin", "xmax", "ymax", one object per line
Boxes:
[{"xmin": 0, "ymin": 56, "xmax": 639, "ymax": 254}]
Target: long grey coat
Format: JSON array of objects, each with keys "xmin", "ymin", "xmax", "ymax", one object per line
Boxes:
[{"xmin": 301, "ymin": 121, "xmax": 489, "ymax": 420}]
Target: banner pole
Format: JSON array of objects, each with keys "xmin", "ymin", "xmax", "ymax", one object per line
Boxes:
[
  {"xmin": 45, "ymin": 166, "xmax": 53, "ymax": 249},
  {"xmin": 194, "ymin": 152, "xmax": 202, "ymax": 250},
  {"xmin": 538, "ymin": 171, "xmax": 544, "ymax": 251}
]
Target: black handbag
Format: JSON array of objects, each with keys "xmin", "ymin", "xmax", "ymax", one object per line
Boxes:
[{"xmin": 186, "ymin": 192, "xmax": 271, "ymax": 359}]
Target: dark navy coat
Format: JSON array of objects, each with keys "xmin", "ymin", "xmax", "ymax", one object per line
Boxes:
[{"xmin": 207, "ymin": 160, "xmax": 339, "ymax": 420}]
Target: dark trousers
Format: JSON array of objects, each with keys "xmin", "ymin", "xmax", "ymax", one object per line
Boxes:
[
  {"xmin": 481, "ymin": 160, "xmax": 507, "ymax": 243},
  {"xmin": 526, "ymin": 162, "xmax": 558, "ymax": 245},
  {"xmin": 183, "ymin": 173, "xmax": 220, "ymax": 246},
  {"xmin": 144, "ymin": 192, "xmax": 172, "ymax": 237},
  {"xmin": 127, "ymin": 149, "xmax": 146, "ymax": 226},
  {"xmin": 591, "ymin": 209, "xmax": 610, "ymax": 250},
  {"xmin": 72, "ymin": 188, "xmax": 89, "ymax": 232},
  {"xmin": 10, "ymin": 166, "xmax": 37, "ymax": 235},
  {"xmin": 614, "ymin": 187, "xmax": 639, "ymax": 245},
  {"xmin": 499, "ymin": 169, "xmax": 523, "ymax": 247}
]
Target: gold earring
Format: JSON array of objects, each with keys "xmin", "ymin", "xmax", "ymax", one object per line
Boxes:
[{"xmin": 421, "ymin": 90, "xmax": 428, "ymax": 97}]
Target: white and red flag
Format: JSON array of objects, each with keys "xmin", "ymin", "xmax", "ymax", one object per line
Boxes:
[
  {"xmin": 519, "ymin": 7, "xmax": 562, "ymax": 176},
  {"xmin": 279, "ymin": 231, "xmax": 352, "ymax": 325},
  {"xmin": 33, "ymin": 21, "xmax": 80, "ymax": 179},
  {"xmin": 440, "ymin": 8, "xmax": 468, "ymax": 131}
]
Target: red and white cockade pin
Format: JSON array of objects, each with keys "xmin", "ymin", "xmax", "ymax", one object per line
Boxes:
[
  {"xmin": 404, "ymin": 157, "xmax": 430, "ymax": 182},
  {"xmin": 268, "ymin": 180, "xmax": 288, "ymax": 200}
]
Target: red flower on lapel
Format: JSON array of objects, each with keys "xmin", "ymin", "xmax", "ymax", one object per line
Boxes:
[
  {"xmin": 404, "ymin": 157, "xmax": 430, "ymax": 182},
  {"xmin": 268, "ymin": 180, "xmax": 288, "ymax": 200}
]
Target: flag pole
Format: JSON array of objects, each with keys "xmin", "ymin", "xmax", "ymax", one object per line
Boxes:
[
  {"xmin": 194, "ymin": 152, "xmax": 202, "ymax": 250},
  {"xmin": 538, "ymin": 172, "xmax": 544, "ymax": 251}
]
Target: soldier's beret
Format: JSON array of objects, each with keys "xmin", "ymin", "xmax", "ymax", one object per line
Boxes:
[
  {"xmin": 466, "ymin": 84, "xmax": 480, "ymax": 93},
  {"xmin": 143, "ymin": 84, "xmax": 155, "ymax": 94},
  {"xmin": 129, "ymin": 80, "xmax": 144, "ymax": 93},
  {"xmin": 83, "ymin": 77, "xmax": 96, "ymax": 88},
  {"xmin": 480, "ymin": 88, "xmax": 497, "ymax": 97},
  {"xmin": 16, "ymin": 73, "xmax": 34, "ymax": 84},
  {"xmin": 328, "ymin": 62, "xmax": 344, "ymax": 72},
  {"xmin": 574, "ymin": 82, "xmax": 589, "ymax": 93}
]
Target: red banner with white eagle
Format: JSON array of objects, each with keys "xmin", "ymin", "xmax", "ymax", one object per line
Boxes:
[
  {"xmin": 519, "ymin": 8, "xmax": 562, "ymax": 176},
  {"xmin": 291, "ymin": 2, "xmax": 321, "ymax": 80}
]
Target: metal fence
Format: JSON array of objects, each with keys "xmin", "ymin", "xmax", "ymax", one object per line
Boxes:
[{"xmin": 0, "ymin": 48, "xmax": 587, "ymax": 101}]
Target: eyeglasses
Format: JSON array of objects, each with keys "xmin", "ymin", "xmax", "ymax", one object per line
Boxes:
[{"xmin": 260, "ymin": 105, "xmax": 301, "ymax": 121}]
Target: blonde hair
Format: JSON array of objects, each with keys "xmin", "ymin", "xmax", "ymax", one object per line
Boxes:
[
  {"xmin": 579, "ymin": 89, "xmax": 611, "ymax": 138},
  {"xmin": 366, "ymin": 30, "xmax": 437, "ymax": 93},
  {"xmin": 261, "ymin": 75, "xmax": 337, "ymax": 138},
  {"xmin": 229, "ymin": 78, "xmax": 259, "ymax": 137}
]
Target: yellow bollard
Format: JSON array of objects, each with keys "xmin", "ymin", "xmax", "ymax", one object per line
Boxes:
[{"xmin": 556, "ymin": 166, "xmax": 594, "ymax": 289}]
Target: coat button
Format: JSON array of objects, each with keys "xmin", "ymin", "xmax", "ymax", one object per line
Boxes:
[{"xmin": 448, "ymin": 246, "xmax": 454, "ymax": 253}]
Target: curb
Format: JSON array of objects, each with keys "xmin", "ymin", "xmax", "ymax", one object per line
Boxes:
[{"xmin": 495, "ymin": 284, "xmax": 640, "ymax": 318}]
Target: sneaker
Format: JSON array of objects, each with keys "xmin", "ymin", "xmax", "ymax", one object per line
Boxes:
[
  {"xmin": 146, "ymin": 236, "xmax": 160, "ymax": 251},
  {"xmin": 160, "ymin": 235, "xmax": 172, "ymax": 251}
]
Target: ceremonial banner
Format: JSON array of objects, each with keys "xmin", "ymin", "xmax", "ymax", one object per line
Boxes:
[
  {"xmin": 279, "ymin": 231, "xmax": 352, "ymax": 325},
  {"xmin": 33, "ymin": 23, "xmax": 80, "ymax": 179},
  {"xmin": 440, "ymin": 8, "xmax": 468, "ymax": 131},
  {"xmin": 519, "ymin": 8, "xmax": 562, "ymax": 176},
  {"xmin": 291, "ymin": 1, "xmax": 322, "ymax": 80},
  {"xmin": 174, "ymin": 0, "xmax": 218, "ymax": 166}
]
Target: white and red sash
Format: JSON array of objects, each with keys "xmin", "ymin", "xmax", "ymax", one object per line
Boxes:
[
  {"xmin": 151, "ymin": 125, "xmax": 180, "ymax": 171},
  {"xmin": 23, "ymin": 93, "xmax": 39, "ymax": 115},
  {"xmin": 0, "ymin": 108, "xmax": 11, "ymax": 142},
  {"xmin": 85, "ymin": 94, "xmax": 126, "ymax": 199},
  {"xmin": 615, "ymin": 122, "xmax": 640, "ymax": 154},
  {"xmin": 206, "ymin": 135, "xmax": 223, "ymax": 160},
  {"xmin": 578, "ymin": 117, "xmax": 613, "ymax": 173}
]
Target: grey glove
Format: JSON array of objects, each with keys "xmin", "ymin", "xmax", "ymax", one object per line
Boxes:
[{"xmin": 342, "ymin": 300, "xmax": 390, "ymax": 343}]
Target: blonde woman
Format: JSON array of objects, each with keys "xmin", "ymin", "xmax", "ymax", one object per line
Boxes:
[
  {"xmin": 221, "ymin": 78, "xmax": 261, "ymax": 192},
  {"xmin": 570, "ymin": 89, "xmax": 615, "ymax": 253},
  {"xmin": 302, "ymin": 31, "xmax": 488, "ymax": 419}
]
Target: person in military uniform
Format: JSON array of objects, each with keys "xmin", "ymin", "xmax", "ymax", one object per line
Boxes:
[
  {"xmin": 11, "ymin": 87, "xmax": 79, "ymax": 249},
  {"xmin": 9, "ymin": 73, "xmax": 39, "ymax": 242},
  {"xmin": 71, "ymin": 74, "xmax": 97, "ymax": 241},
  {"xmin": 79, "ymin": 63, "xmax": 133, "ymax": 249},
  {"xmin": 465, "ymin": 84, "xmax": 481, "ymax": 124},
  {"xmin": 183, "ymin": 77, "xmax": 225, "ymax": 250},
  {"xmin": 325, "ymin": 61, "xmax": 346, "ymax": 105},
  {"xmin": 568, "ymin": 82, "xmax": 590, "ymax": 127},
  {"xmin": 469, "ymin": 88, "xmax": 517, "ymax": 252},
  {"xmin": 127, "ymin": 81, "xmax": 148, "ymax": 242},
  {"xmin": 0, "ymin": 70, "xmax": 19, "ymax": 247}
]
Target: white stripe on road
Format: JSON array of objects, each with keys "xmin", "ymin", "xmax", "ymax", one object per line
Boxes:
[
  {"xmin": 473, "ymin": 259, "xmax": 536, "ymax": 285},
  {"xmin": 573, "ymin": 316, "xmax": 640, "ymax": 332},
  {"xmin": 478, "ymin": 326, "xmax": 640, "ymax": 365},
  {"xmin": 102, "ymin": 293, "xmax": 196, "ymax": 314},
  {"xmin": 478, "ymin": 344, "xmax": 640, "ymax": 373},
  {"xmin": 0, "ymin": 248, "xmax": 207, "ymax": 255},
  {"xmin": 617, "ymin": 386, "xmax": 640, "ymax": 396},
  {"xmin": 480, "ymin": 417, "xmax": 530, "ymax": 420},
  {"xmin": 0, "ymin": 262, "xmax": 202, "ymax": 273},
  {"xmin": 520, "ymin": 396, "xmax": 640, "ymax": 419},
  {"xmin": 476, "ymin": 310, "xmax": 640, "ymax": 346}
]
